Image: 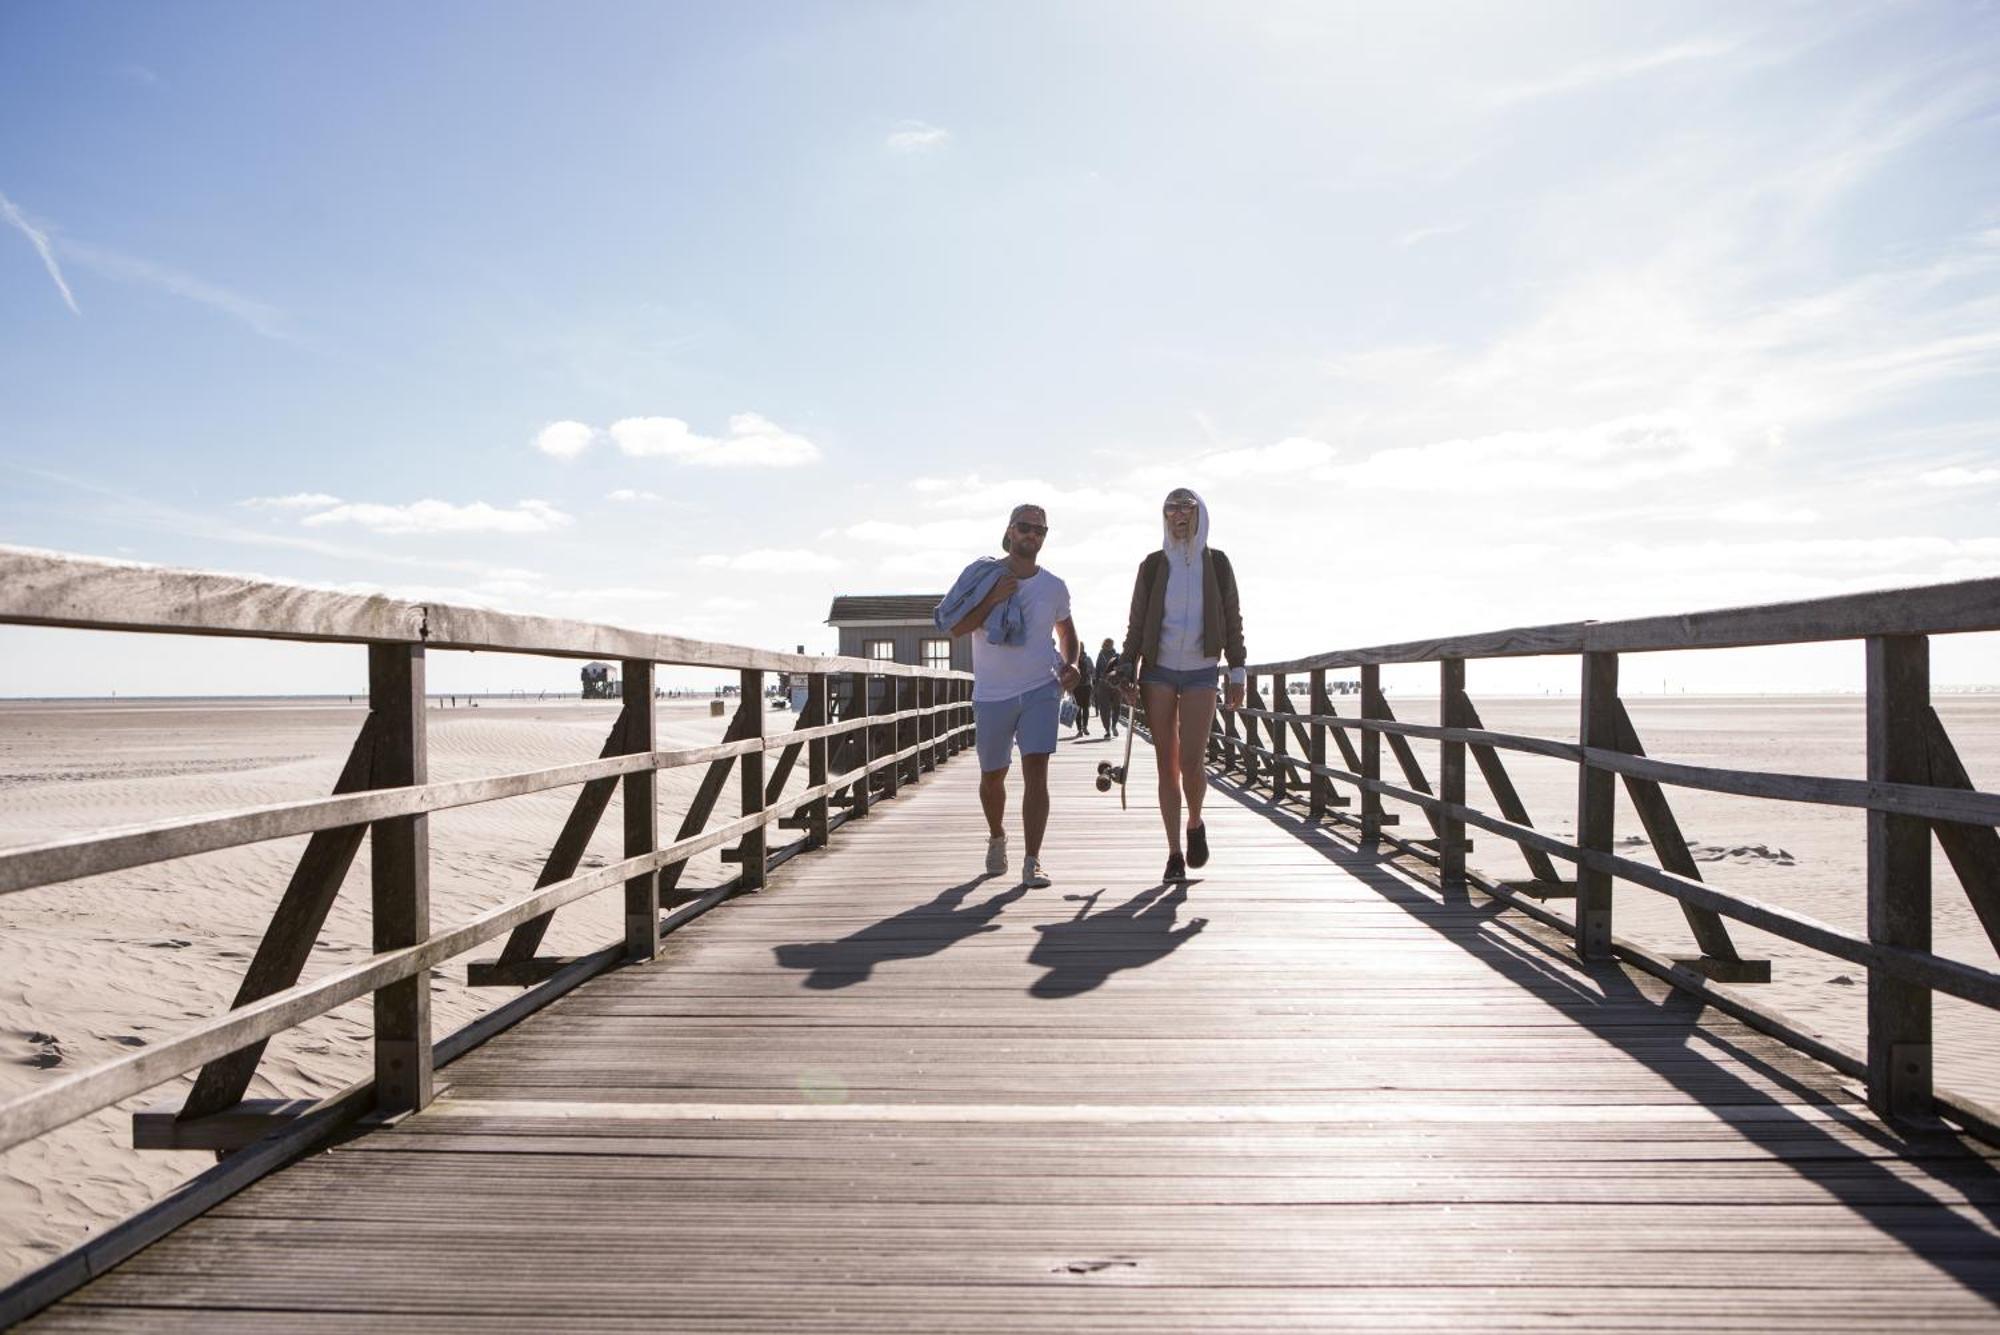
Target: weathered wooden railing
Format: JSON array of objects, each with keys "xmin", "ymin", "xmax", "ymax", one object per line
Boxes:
[
  {"xmin": 0, "ymin": 549, "xmax": 971, "ymax": 1311},
  {"xmin": 1209, "ymin": 577, "xmax": 2000, "ymax": 1134}
]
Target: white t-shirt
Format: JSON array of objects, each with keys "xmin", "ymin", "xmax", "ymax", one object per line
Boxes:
[{"xmin": 970, "ymin": 568, "xmax": 1072, "ymax": 703}]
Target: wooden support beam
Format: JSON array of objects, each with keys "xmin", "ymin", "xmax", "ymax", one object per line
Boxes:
[
  {"xmin": 1610, "ymin": 700, "xmax": 1752, "ymax": 969},
  {"xmin": 1456, "ymin": 691, "xmax": 1565, "ymax": 887},
  {"xmin": 1868, "ymin": 634, "xmax": 1932, "ymax": 1120},
  {"xmin": 1575, "ymin": 651, "xmax": 1618, "ymax": 962},
  {"xmin": 737, "ymin": 669, "xmax": 767, "ymax": 891},
  {"xmin": 1360, "ymin": 665, "xmax": 1384, "ymax": 841},
  {"xmin": 1374, "ymin": 702, "xmax": 1446, "ymax": 839},
  {"xmin": 850, "ymin": 671, "xmax": 872, "ymax": 817},
  {"xmin": 806, "ymin": 673, "xmax": 831, "ymax": 850},
  {"xmin": 622, "ymin": 659, "xmax": 658, "ymax": 963},
  {"xmin": 133, "ymin": 1098, "xmax": 318, "ymax": 1153},
  {"xmin": 180, "ymin": 712, "xmax": 379, "ymax": 1120},
  {"xmin": 1438, "ymin": 658, "xmax": 1467, "ymax": 892},
  {"xmin": 1308, "ymin": 671, "xmax": 1332, "ymax": 821},
  {"xmin": 1922, "ymin": 707, "xmax": 2000, "ymax": 955},
  {"xmin": 1500, "ymin": 879, "xmax": 1577, "ymax": 900},
  {"xmin": 1268, "ymin": 675, "xmax": 1290, "ymax": 802},
  {"xmin": 493, "ymin": 708, "xmax": 632, "ymax": 965},
  {"xmin": 465, "ymin": 955, "xmax": 591, "ymax": 987},
  {"xmin": 368, "ymin": 642, "xmax": 432, "ymax": 1116},
  {"xmin": 659, "ymin": 703, "xmax": 759, "ymax": 908}
]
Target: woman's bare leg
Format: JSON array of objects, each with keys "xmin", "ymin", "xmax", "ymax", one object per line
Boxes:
[
  {"xmin": 1143, "ymin": 683, "xmax": 1183, "ymax": 853},
  {"xmin": 1177, "ymin": 688, "xmax": 1219, "ymax": 830}
]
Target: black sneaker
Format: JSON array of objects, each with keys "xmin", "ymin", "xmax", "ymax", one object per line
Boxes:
[
  {"xmin": 1164, "ymin": 851, "xmax": 1186, "ymax": 883},
  {"xmin": 1186, "ymin": 822, "xmax": 1209, "ymax": 869}
]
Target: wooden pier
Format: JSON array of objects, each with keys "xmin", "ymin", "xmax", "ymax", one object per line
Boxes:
[{"xmin": 3, "ymin": 550, "xmax": 2000, "ymax": 1329}]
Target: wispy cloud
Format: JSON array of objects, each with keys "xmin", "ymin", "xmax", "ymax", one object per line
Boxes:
[
  {"xmin": 605, "ymin": 487, "xmax": 663, "ymax": 502},
  {"xmin": 697, "ymin": 548, "xmax": 841, "ymax": 573},
  {"xmin": 0, "ymin": 190, "xmax": 80, "ymax": 315},
  {"xmin": 240, "ymin": 492, "xmax": 343, "ymax": 510},
  {"xmin": 885, "ymin": 121, "xmax": 950, "ymax": 154},
  {"xmin": 1920, "ymin": 465, "xmax": 2000, "ymax": 487},
  {"xmin": 59, "ymin": 239, "xmax": 289, "ymax": 339},
  {"xmin": 301, "ymin": 498, "xmax": 573, "ymax": 535},
  {"xmin": 1488, "ymin": 37, "xmax": 1740, "ymax": 106},
  {"xmin": 1397, "ymin": 222, "xmax": 1465, "ymax": 248}
]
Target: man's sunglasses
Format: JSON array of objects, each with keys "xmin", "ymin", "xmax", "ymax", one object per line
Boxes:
[{"xmin": 1013, "ymin": 521, "xmax": 1048, "ymax": 535}]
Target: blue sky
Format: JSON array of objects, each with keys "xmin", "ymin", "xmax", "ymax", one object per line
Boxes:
[{"xmin": 3, "ymin": 1, "xmax": 1998, "ymax": 695}]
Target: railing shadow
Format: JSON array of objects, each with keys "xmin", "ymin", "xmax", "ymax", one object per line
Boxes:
[
  {"xmin": 771, "ymin": 874, "xmax": 1023, "ymax": 989},
  {"xmin": 1026, "ymin": 882, "xmax": 1208, "ymax": 999},
  {"xmin": 1208, "ymin": 775, "xmax": 2000, "ymax": 1305}
]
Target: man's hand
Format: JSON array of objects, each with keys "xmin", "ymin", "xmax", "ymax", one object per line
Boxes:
[
  {"xmin": 987, "ymin": 574, "xmax": 1019, "ymax": 608},
  {"xmin": 1058, "ymin": 662, "xmax": 1080, "ymax": 691},
  {"xmin": 1224, "ymin": 679, "xmax": 1245, "ymax": 711}
]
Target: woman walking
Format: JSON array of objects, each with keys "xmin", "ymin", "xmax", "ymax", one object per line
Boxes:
[
  {"xmin": 1118, "ymin": 488, "xmax": 1245, "ymax": 883},
  {"xmin": 1070, "ymin": 640, "xmax": 1093, "ymax": 737}
]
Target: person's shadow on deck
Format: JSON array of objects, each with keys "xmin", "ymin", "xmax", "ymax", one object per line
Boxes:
[
  {"xmin": 1026, "ymin": 883, "xmax": 1207, "ymax": 999},
  {"xmin": 772, "ymin": 875, "xmax": 1024, "ymax": 989}
]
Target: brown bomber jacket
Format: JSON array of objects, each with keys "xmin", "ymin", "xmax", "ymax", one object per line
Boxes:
[{"xmin": 1120, "ymin": 548, "xmax": 1245, "ymax": 677}]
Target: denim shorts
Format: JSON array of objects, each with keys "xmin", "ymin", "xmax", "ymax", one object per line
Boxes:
[
  {"xmin": 973, "ymin": 680, "xmax": 1062, "ymax": 772},
  {"xmin": 1140, "ymin": 663, "xmax": 1219, "ymax": 691}
]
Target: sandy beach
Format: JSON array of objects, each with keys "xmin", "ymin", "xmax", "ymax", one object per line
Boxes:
[{"xmin": 2, "ymin": 692, "xmax": 1998, "ymax": 1286}]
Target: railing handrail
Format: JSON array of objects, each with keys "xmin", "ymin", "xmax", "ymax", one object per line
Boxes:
[
  {"xmin": 1250, "ymin": 574, "xmax": 2000, "ymax": 673},
  {"xmin": 0, "ymin": 546, "xmax": 968, "ymax": 679}
]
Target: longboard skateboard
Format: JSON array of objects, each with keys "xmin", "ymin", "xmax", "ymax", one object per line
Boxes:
[{"xmin": 1095, "ymin": 696, "xmax": 1137, "ymax": 808}]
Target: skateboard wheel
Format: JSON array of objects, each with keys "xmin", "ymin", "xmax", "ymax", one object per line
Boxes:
[
  {"xmin": 1096, "ymin": 761, "xmax": 1112, "ymax": 776},
  {"xmin": 1095, "ymin": 775, "xmax": 1112, "ymax": 792}
]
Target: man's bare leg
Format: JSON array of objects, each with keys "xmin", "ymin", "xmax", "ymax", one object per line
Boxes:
[
  {"xmin": 1143, "ymin": 683, "xmax": 1183, "ymax": 854},
  {"xmin": 979, "ymin": 766, "xmax": 1009, "ymax": 839},
  {"xmin": 1020, "ymin": 752, "xmax": 1051, "ymax": 858}
]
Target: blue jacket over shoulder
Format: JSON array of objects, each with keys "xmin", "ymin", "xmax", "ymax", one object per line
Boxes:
[{"xmin": 934, "ymin": 557, "xmax": 1026, "ymax": 645}]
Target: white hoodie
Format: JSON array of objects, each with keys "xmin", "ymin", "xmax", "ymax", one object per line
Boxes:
[{"xmin": 1154, "ymin": 491, "xmax": 1214, "ymax": 673}]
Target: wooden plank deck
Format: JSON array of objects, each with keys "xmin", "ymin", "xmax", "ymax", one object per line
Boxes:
[{"xmin": 25, "ymin": 736, "xmax": 2000, "ymax": 1332}]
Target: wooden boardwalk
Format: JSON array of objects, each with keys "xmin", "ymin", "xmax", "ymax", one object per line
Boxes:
[{"xmin": 26, "ymin": 736, "xmax": 2000, "ymax": 1332}]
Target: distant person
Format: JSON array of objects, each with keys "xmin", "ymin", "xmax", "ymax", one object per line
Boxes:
[
  {"xmin": 1093, "ymin": 637, "xmax": 1122, "ymax": 736},
  {"xmin": 1118, "ymin": 488, "xmax": 1245, "ymax": 883},
  {"xmin": 1070, "ymin": 639, "xmax": 1093, "ymax": 738},
  {"xmin": 935, "ymin": 503, "xmax": 1080, "ymax": 888}
]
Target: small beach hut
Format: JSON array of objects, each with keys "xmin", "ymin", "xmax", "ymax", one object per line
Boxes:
[{"xmin": 580, "ymin": 661, "xmax": 618, "ymax": 700}]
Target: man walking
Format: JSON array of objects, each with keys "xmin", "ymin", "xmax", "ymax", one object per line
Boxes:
[{"xmin": 935, "ymin": 503, "xmax": 1079, "ymax": 888}]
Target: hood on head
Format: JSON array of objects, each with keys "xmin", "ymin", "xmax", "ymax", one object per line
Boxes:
[{"xmin": 1161, "ymin": 488, "xmax": 1209, "ymax": 559}]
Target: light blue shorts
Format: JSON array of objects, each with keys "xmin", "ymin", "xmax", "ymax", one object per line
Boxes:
[
  {"xmin": 1141, "ymin": 663, "xmax": 1219, "ymax": 691},
  {"xmin": 974, "ymin": 680, "xmax": 1061, "ymax": 772}
]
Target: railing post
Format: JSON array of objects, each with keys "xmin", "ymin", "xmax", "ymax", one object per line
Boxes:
[
  {"xmin": 1270, "ymin": 673, "xmax": 1289, "ymax": 803},
  {"xmin": 1575, "ymin": 651, "xmax": 1618, "ymax": 961},
  {"xmin": 1308, "ymin": 670, "xmax": 1331, "ymax": 822},
  {"xmin": 368, "ymin": 642, "xmax": 432, "ymax": 1116},
  {"xmin": 1439, "ymin": 658, "xmax": 1467, "ymax": 893},
  {"xmin": 920, "ymin": 677, "xmax": 937, "ymax": 772},
  {"xmin": 622, "ymin": 659, "xmax": 658, "ymax": 962},
  {"xmin": 1360, "ymin": 664, "xmax": 1384, "ymax": 841},
  {"xmin": 1867, "ymin": 634, "xmax": 1933, "ymax": 1120},
  {"xmin": 807, "ymin": 672, "xmax": 831, "ymax": 849},
  {"xmin": 739, "ymin": 668, "xmax": 767, "ymax": 891},
  {"xmin": 881, "ymin": 674, "xmax": 901, "ymax": 800},
  {"xmin": 850, "ymin": 671, "xmax": 871, "ymax": 819}
]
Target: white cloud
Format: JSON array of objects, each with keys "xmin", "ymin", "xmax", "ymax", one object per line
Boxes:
[
  {"xmin": 1487, "ymin": 37, "xmax": 1740, "ymax": 107},
  {"xmin": 606, "ymin": 488, "xmax": 663, "ymax": 502},
  {"xmin": 1920, "ymin": 465, "xmax": 2000, "ymax": 487},
  {"xmin": 607, "ymin": 412, "xmax": 821, "ymax": 468},
  {"xmin": 0, "ymin": 190, "xmax": 80, "ymax": 315},
  {"xmin": 1191, "ymin": 436, "xmax": 1339, "ymax": 480},
  {"xmin": 697, "ymin": 548, "xmax": 841, "ymax": 573},
  {"xmin": 240, "ymin": 492, "xmax": 343, "ymax": 510},
  {"xmin": 535, "ymin": 420, "xmax": 597, "ymax": 459},
  {"xmin": 885, "ymin": 121, "xmax": 950, "ymax": 153},
  {"xmin": 302, "ymin": 498, "xmax": 573, "ymax": 535}
]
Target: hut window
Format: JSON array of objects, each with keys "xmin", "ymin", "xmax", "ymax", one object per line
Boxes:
[
  {"xmin": 864, "ymin": 640, "xmax": 895, "ymax": 662},
  {"xmin": 921, "ymin": 638, "xmax": 951, "ymax": 671}
]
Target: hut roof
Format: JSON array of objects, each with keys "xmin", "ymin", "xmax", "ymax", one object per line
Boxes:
[{"xmin": 825, "ymin": 594, "xmax": 944, "ymax": 625}]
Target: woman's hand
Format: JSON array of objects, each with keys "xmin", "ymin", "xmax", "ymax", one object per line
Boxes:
[
  {"xmin": 1224, "ymin": 679, "xmax": 1245, "ymax": 711},
  {"xmin": 1121, "ymin": 680, "xmax": 1139, "ymax": 705}
]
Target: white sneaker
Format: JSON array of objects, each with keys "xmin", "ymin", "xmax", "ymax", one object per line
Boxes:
[
  {"xmin": 1021, "ymin": 856, "xmax": 1052, "ymax": 888},
  {"xmin": 985, "ymin": 835, "xmax": 1007, "ymax": 876}
]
